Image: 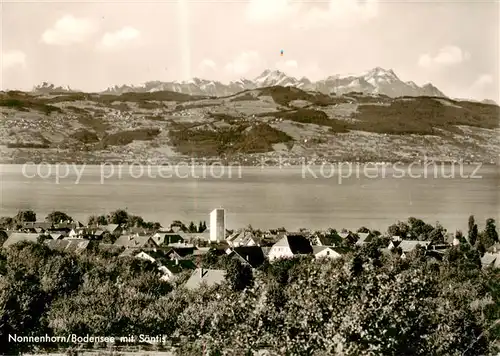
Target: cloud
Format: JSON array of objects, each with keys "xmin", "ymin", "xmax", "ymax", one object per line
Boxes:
[
  {"xmin": 418, "ymin": 46, "xmax": 471, "ymax": 68},
  {"xmin": 99, "ymin": 27, "xmax": 140, "ymax": 48},
  {"xmin": 41, "ymin": 15, "xmax": 98, "ymax": 45},
  {"xmin": 199, "ymin": 59, "xmax": 217, "ymax": 71},
  {"xmin": 275, "ymin": 59, "xmax": 299, "ymax": 75},
  {"xmin": 246, "ymin": 0, "xmax": 378, "ymax": 28},
  {"xmin": 471, "ymin": 74, "xmax": 493, "ymax": 88},
  {"xmin": 246, "ymin": 0, "xmax": 299, "ymax": 23},
  {"xmin": 224, "ymin": 51, "xmax": 265, "ymax": 76},
  {"xmin": 2, "ymin": 50, "xmax": 26, "ymax": 69},
  {"xmin": 299, "ymin": 0, "xmax": 378, "ymax": 29},
  {"xmin": 276, "ymin": 59, "xmax": 298, "ymax": 70}
]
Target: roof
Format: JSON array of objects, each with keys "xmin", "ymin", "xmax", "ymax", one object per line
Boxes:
[
  {"xmin": 274, "ymin": 234, "xmax": 313, "ymax": 255},
  {"xmin": 229, "ymin": 246, "xmax": 266, "ymax": 268},
  {"xmin": 44, "ymin": 239, "xmax": 91, "ymax": 254},
  {"xmin": 481, "ymin": 253, "xmax": 500, "ymax": 269},
  {"xmin": 193, "ymin": 247, "xmax": 211, "ymax": 256},
  {"xmin": 312, "ymin": 246, "xmax": 335, "ymax": 254},
  {"xmin": 397, "ymin": 240, "xmax": 431, "ymax": 252},
  {"xmin": 316, "ymin": 233, "xmax": 342, "ymax": 246},
  {"xmin": 182, "ymin": 232, "xmax": 211, "ymax": 242},
  {"xmin": 102, "ymin": 224, "xmax": 120, "ymax": 233},
  {"xmin": 162, "ymin": 259, "xmax": 196, "ymax": 274},
  {"xmin": 165, "ymin": 247, "xmax": 195, "ymax": 258},
  {"xmin": 113, "ymin": 235, "xmax": 158, "ymax": 249},
  {"xmin": 119, "ymin": 248, "xmax": 138, "ymax": 258},
  {"xmin": 23, "ymin": 221, "xmax": 53, "ymax": 229},
  {"xmin": 355, "ymin": 232, "xmax": 371, "ymax": 246},
  {"xmin": 2, "ymin": 233, "xmax": 42, "ymax": 248},
  {"xmin": 338, "ymin": 232, "xmax": 351, "ymax": 239},
  {"xmin": 227, "ymin": 230, "xmax": 256, "ymax": 245},
  {"xmin": 261, "ymin": 247, "xmax": 271, "ymax": 257},
  {"xmin": 184, "ymin": 268, "xmax": 226, "ymax": 290},
  {"xmin": 312, "ymin": 246, "xmax": 348, "ymax": 256}
]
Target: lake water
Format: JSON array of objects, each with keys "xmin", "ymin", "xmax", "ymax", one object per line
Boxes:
[{"xmin": 0, "ymin": 164, "xmax": 498, "ymax": 233}]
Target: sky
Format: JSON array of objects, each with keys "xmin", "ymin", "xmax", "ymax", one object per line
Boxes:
[{"xmin": 1, "ymin": 0, "xmax": 499, "ymax": 101}]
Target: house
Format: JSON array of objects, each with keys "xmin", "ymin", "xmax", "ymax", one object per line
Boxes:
[
  {"xmin": 165, "ymin": 246, "xmax": 195, "ymax": 260},
  {"xmin": 261, "ymin": 246, "xmax": 271, "ymax": 258},
  {"xmin": 226, "ymin": 246, "xmax": 266, "ymax": 268},
  {"xmin": 159, "ymin": 259, "xmax": 196, "ymax": 282},
  {"xmin": 314, "ymin": 232, "xmax": 342, "ymax": 247},
  {"xmin": 389, "ymin": 240, "xmax": 431, "ymax": 258},
  {"xmin": 22, "ymin": 221, "xmax": 53, "ymax": 230},
  {"xmin": 481, "ymin": 252, "xmax": 500, "ymax": 269},
  {"xmin": 123, "ymin": 227, "xmax": 149, "ymax": 236},
  {"xmin": 312, "ymin": 246, "xmax": 343, "ymax": 259},
  {"xmin": 152, "ymin": 232, "xmax": 185, "ymax": 246},
  {"xmin": 44, "ymin": 239, "xmax": 91, "ymax": 254},
  {"xmin": 355, "ymin": 233, "xmax": 371, "ymax": 247},
  {"xmin": 182, "ymin": 232, "xmax": 211, "ymax": 244},
  {"xmin": 2, "ymin": 233, "xmax": 50, "ymax": 248},
  {"xmin": 192, "ymin": 247, "xmax": 211, "ymax": 256},
  {"xmin": 113, "ymin": 234, "xmax": 158, "ymax": 249},
  {"xmin": 101, "ymin": 224, "xmax": 122, "ymax": 235},
  {"xmin": 337, "ymin": 231, "xmax": 352, "ymax": 240},
  {"xmin": 445, "ymin": 233, "xmax": 461, "ymax": 246},
  {"xmin": 184, "ymin": 268, "xmax": 226, "ymax": 290},
  {"xmin": 268, "ymin": 234, "xmax": 313, "ymax": 261},
  {"xmin": 226, "ymin": 230, "xmax": 258, "ymax": 248},
  {"xmin": 51, "ymin": 233, "xmax": 65, "ymax": 240},
  {"xmin": 48, "ymin": 227, "xmax": 71, "ymax": 238}
]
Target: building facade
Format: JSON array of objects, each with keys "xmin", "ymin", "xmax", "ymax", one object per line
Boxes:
[{"xmin": 210, "ymin": 208, "xmax": 226, "ymax": 242}]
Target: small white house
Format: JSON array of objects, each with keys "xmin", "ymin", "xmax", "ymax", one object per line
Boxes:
[
  {"xmin": 312, "ymin": 246, "xmax": 342, "ymax": 259},
  {"xmin": 268, "ymin": 234, "xmax": 313, "ymax": 261}
]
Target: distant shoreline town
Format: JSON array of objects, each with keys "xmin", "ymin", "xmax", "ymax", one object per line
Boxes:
[{"xmin": 1, "ymin": 208, "xmax": 499, "ymax": 355}]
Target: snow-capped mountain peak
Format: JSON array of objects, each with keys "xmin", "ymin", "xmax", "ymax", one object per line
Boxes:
[
  {"xmin": 32, "ymin": 82, "xmax": 73, "ymax": 93},
  {"xmin": 100, "ymin": 67, "xmax": 447, "ymax": 98}
]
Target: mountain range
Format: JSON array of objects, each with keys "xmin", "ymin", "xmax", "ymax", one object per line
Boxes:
[{"xmin": 32, "ymin": 67, "xmax": 448, "ymax": 99}]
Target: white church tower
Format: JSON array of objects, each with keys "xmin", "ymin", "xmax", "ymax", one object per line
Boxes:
[{"xmin": 209, "ymin": 208, "xmax": 226, "ymax": 242}]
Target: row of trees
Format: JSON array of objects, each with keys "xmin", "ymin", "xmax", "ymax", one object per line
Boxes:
[
  {"xmin": 387, "ymin": 216, "xmax": 498, "ymax": 250},
  {"xmin": 0, "ymin": 209, "xmax": 210, "ymax": 235},
  {"xmin": 0, "ymin": 234, "xmax": 499, "ymax": 355}
]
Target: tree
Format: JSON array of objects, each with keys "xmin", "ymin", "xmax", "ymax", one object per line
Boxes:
[
  {"xmin": 0, "ymin": 230, "xmax": 8, "ymax": 247},
  {"xmin": 387, "ymin": 221, "xmax": 409, "ymax": 239},
  {"xmin": 470, "ymin": 224, "xmax": 479, "ymax": 246},
  {"xmin": 14, "ymin": 210, "xmax": 36, "ymax": 223},
  {"xmin": 468, "ymin": 215, "xmax": 478, "ymax": 245},
  {"xmin": 0, "ymin": 217, "xmax": 14, "ymax": 229},
  {"xmin": 88, "ymin": 215, "xmax": 107, "ymax": 226},
  {"xmin": 108, "ymin": 209, "xmax": 129, "ymax": 225},
  {"xmin": 357, "ymin": 226, "xmax": 370, "ymax": 233},
  {"xmin": 152, "ymin": 222, "xmax": 162, "ymax": 231},
  {"xmin": 455, "ymin": 230, "xmax": 467, "ymax": 244},
  {"xmin": 224, "ymin": 259, "xmax": 253, "ymax": 291},
  {"xmin": 127, "ymin": 215, "xmax": 144, "ymax": 228},
  {"xmin": 198, "ymin": 221, "xmax": 204, "ymax": 233},
  {"xmin": 484, "ymin": 218, "xmax": 499, "ymax": 243},
  {"xmin": 188, "ymin": 221, "xmax": 196, "ymax": 233},
  {"xmin": 45, "ymin": 211, "xmax": 73, "ymax": 224}
]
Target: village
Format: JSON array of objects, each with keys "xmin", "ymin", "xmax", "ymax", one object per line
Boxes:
[{"xmin": 2, "ymin": 208, "xmax": 499, "ymax": 291}]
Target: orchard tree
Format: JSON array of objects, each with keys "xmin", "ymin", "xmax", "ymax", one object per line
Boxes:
[
  {"xmin": 107, "ymin": 209, "xmax": 129, "ymax": 225},
  {"xmin": 45, "ymin": 211, "xmax": 73, "ymax": 224},
  {"xmin": 14, "ymin": 210, "xmax": 36, "ymax": 223}
]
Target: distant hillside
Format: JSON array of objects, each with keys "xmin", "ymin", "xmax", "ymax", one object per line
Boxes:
[{"xmin": 1, "ymin": 86, "xmax": 499, "ymax": 164}]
